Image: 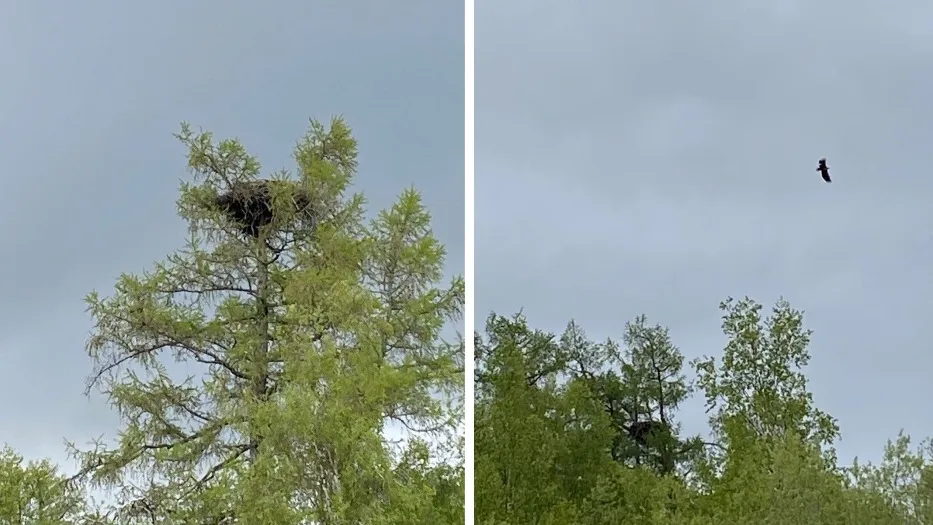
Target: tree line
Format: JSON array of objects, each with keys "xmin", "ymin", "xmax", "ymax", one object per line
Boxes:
[{"xmin": 476, "ymin": 297, "xmax": 933, "ymax": 524}]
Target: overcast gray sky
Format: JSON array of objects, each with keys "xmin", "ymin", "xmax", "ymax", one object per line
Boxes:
[
  {"xmin": 476, "ymin": 1, "xmax": 933, "ymax": 464},
  {"xmin": 0, "ymin": 1, "xmax": 462, "ymax": 469}
]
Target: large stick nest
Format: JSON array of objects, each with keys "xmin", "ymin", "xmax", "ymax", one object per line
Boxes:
[
  {"xmin": 214, "ymin": 179, "xmax": 312, "ymax": 238},
  {"xmin": 627, "ymin": 420, "xmax": 670, "ymax": 446}
]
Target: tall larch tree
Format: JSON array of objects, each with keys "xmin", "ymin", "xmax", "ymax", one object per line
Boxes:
[{"xmin": 68, "ymin": 117, "xmax": 464, "ymax": 524}]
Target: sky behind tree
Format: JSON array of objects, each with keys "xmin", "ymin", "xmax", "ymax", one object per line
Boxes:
[
  {"xmin": 0, "ymin": 0, "xmax": 463, "ymax": 471},
  {"xmin": 476, "ymin": 1, "xmax": 933, "ymax": 465}
]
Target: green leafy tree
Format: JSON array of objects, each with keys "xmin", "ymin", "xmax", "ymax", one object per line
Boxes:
[
  {"xmin": 475, "ymin": 313, "xmax": 568, "ymax": 524},
  {"xmin": 0, "ymin": 446, "xmax": 87, "ymax": 524},
  {"xmin": 578, "ymin": 463, "xmax": 684, "ymax": 525},
  {"xmin": 692, "ymin": 297, "xmax": 840, "ymax": 482},
  {"xmin": 67, "ymin": 117, "xmax": 463, "ymax": 523},
  {"xmin": 683, "ymin": 429, "xmax": 904, "ymax": 525},
  {"xmin": 388, "ymin": 438, "xmax": 464, "ymax": 524},
  {"xmin": 846, "ymin": 431, "xmax": 933, "ymax": 524},
  {"xmin": 687, "ymin": 297, "xmax": 899, "ymax": 523}
]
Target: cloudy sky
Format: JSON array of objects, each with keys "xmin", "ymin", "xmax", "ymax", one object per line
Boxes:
[
  {"xmin": 476, "ymin": 1, "xmax": 933, "ymax": 464},
  {"xmin": 0, "ymin": 1, "xmax": 462, "ymax": 470}
]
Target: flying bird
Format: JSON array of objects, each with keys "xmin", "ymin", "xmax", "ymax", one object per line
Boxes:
[{"xmin": 816, "ymin": 158, "xmax": 831, "ymax": 183}]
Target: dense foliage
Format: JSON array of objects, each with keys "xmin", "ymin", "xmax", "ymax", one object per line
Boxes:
[
  {"xmin": 2, "ymin": 117, "xmax": 464, "ymax": 524},
  {"xmin": 476, "ymin": 298, "xmax": 933, "ymax": 524}
]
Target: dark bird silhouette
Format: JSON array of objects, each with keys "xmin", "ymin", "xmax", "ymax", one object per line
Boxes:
[{"xmin": 816, "ymin": 158, "xmax": 831, "ymax": 183}]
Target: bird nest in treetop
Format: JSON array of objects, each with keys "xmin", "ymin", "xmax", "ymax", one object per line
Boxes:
[{"xmin": 213, "ymin": 179, "xmax": 312, "ymax": 238}]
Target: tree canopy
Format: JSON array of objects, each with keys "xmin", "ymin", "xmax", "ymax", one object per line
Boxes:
[{"xmin": 475, "ymin": 297, "xmax": 933, "ymax": 524}]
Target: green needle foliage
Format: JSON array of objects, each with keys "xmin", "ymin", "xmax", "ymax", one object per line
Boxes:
[
  {"xmin": 60, "ymin": 116, "xmax": 463, "ymax": 523},
  {"xmin": 0, "ymin": 447, "xmax": 88, "ymax": 524}
]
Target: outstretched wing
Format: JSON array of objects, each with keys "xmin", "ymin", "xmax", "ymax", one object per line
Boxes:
[{"xmin": 816, "ymin": 158, "xmax": 831, "ymax": 183}]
